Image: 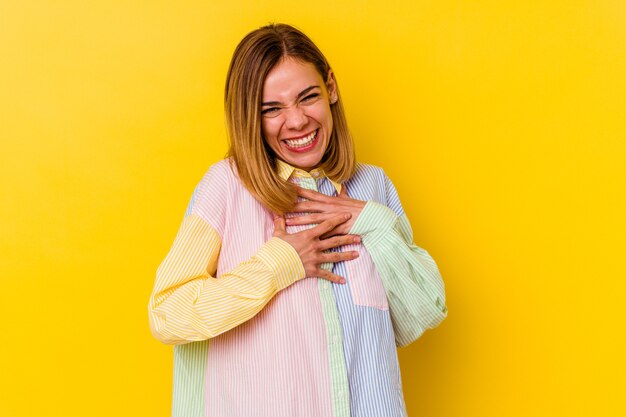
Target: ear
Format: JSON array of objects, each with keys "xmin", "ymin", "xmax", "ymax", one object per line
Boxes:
[{"xmin": 326, "ymin": 69, "xmax": 338, "ymax": 104}]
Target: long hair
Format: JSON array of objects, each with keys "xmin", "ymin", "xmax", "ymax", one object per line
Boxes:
[{"xmin": 224, "ymin": 23, "xmax": 356, "ymax": 214}]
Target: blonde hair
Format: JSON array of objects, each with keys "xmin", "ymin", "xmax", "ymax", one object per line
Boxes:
[{"xmin": 225, "ymin": 23, "xmax": 356, "ymax": 214}]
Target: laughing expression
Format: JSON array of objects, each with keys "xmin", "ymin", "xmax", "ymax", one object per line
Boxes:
[{"xmin": 261, "ymin": 57, "xmax": 337, "ymax": 171}]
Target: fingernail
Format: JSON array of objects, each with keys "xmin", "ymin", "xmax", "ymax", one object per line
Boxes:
[
  {"xmin": 354, "ymin": 236, "xmax": 361, "ymax": 243},
  {"xmin": 353, "ymin": 251, "xmax": 359, "ymax": 258},
  {"xmin": 339, "ymin": 278, "xmax": 346, "ymax": 284},
  {"xmin": 344, "ymin": 214, "xmax": 351, "ymax": 220}
]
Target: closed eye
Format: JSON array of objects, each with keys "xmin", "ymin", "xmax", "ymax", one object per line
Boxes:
[
  {"xmin": 261, "ymin": 107, "xmax": 280, "ymax": 116},
  {"xmin": 301, "ymin": 93, "xmax": 319, "ymax": 102}
]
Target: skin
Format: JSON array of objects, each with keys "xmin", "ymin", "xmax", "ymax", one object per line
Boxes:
[
  {"xmin": 262, "ymin": 57, "xmax": 367, "ymax": 284},
  {"xmin": 260, "ymin": 57, "xmax": 335, "ymax": 171},
  {"xmin": 286, "ymin": 187, "xmax": 366, "ymax": 238},
  {"xmin": 273, "ymin": 214, "xmax": 359, "ymax": 285}
]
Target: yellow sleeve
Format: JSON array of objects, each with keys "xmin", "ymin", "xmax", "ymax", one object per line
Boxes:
[{"xmin": 148, "ymin": 214, "xmax": 305, "ymax": 345}]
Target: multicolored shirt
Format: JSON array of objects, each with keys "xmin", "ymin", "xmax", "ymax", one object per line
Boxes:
[{"xmin": 148, "ymin": 158, "xmax": 448, "ymax": 417}]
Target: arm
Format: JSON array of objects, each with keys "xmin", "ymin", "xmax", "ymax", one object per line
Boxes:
[
  {"xmin": 349, "ymin": 178, "xmax": 448, "ymax": 347},
  {"xmin": 148, "ymin": 213, "xmax": 305, "ymax": 345}
]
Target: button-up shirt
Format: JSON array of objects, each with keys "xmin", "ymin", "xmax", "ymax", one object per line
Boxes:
[{"xmin": 148, "ymin": 158, "xmax": 447, "ymax": 417}]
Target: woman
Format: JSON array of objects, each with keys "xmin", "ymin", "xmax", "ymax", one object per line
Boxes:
[{"xmin": 148, "ymin": 23, "xmax": 447, "ymax": 417}]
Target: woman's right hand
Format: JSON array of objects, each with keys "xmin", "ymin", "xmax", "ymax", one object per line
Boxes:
[{"xmin": 273, "ymin": 213, "xmax": 360, "ymax": 284}]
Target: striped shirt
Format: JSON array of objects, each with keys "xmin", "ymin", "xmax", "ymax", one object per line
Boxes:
[{"xmin": 148, "ymin": 158, "xmax": 447, "ymax": 417}]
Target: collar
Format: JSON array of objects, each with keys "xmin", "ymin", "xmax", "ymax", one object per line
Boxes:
[{"xmin": 275, "ymin": 159, "xmax": 342, "ymax": 194}]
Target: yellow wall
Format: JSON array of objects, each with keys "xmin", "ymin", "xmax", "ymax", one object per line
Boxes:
[{"xmin": 1, "ymin": 1, "xmax": 624, "ymax": 416}]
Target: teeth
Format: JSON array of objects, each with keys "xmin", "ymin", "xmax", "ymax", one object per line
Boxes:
[{"xmin": 284, "ymin": 130, "xmax": 317, "ymax": 148}]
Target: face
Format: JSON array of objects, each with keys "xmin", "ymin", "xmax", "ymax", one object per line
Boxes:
[{"xmin": 261, "ymin": 57, "xmax": 337, "ymax": 171}]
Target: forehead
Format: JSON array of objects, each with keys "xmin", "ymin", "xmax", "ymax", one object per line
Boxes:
[{"xmin": 262, "ymin": 58, "xmax": 324, "ymax": 100}]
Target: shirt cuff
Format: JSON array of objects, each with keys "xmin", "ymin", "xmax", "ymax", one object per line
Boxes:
[
  {"xmin": 349, "ymin": 201, "xmax": 398, "ymax": 246},
  {"xmin": 255, "ymin": 237, "xmax": 307, "ymax": 290}
]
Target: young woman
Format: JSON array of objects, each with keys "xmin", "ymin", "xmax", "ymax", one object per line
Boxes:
[{"xmin": 148, "ymin": 23, "xmax": 447, "ymax": 417}]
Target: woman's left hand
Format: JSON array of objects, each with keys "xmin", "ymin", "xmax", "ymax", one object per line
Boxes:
[{"xmin": 285, "ymin": 186, "xmax": 366, "ymax": 238}]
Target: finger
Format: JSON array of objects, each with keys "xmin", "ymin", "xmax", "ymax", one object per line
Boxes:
[
  {"xmin": 273, "ymin": 216, "xmax": 286, "ymax": 234},
  {"xmin": 319, "ymin": 224, "xmax": 351, "ymax": 240},
  {"xmin": 319, "ymin": 250, "xmax": 360, "ymax": 264},
  {"xmin": 339, "ymin": 185, "xmax": 349, "ymax": 198},
  {"xmin": 316, "ymin": 268, "xmax": 346, "ymax": 284},
  {"xmin": 310, "ymin": 213, "xmax": 351, "ymax": 238},
  {"xmin": 293, "ymin": 200, "xmax": 327, "ymax": 213},
  {"xmin": 296, "ymin": 187, "xmax": 334, "ymax": 203},
  {"xmin": 318, "ymin": 234, "xmax": 361, "ymax": 250},
  {"xmin": 285, "ymin": 213, "xmax": 328, "ymax": 225}
]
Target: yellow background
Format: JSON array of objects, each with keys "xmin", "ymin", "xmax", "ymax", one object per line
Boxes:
[{"xmin": 1, "ymin": 0, "xmax": 624, "ymax": 416}]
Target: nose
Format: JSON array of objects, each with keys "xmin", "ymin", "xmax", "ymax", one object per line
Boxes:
[{"xmin": 284, "ymin": 105, "xmax": 308, "ymax": 130}]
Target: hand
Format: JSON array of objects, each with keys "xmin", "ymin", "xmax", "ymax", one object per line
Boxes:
[
  {"xmin": 285, "ymin": 186, "xmax": 366, "ymax": 238},
  {"xmin": 273, "ymin": 213, "xmax": 361, "ymax": 284}
]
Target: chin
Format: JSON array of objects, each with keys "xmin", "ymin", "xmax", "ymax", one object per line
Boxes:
[{"xmin": 291, "ymin": 155, "xmax": 324, "ymax": 170}]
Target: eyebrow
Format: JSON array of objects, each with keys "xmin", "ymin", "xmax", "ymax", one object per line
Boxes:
[{"xmin": 261, "ymin": 85, "xmax": 320, "ymax": 107}]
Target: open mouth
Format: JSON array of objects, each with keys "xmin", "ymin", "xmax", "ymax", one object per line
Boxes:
[{"xmin": 282, "ymin": 129, "xmax": 319, "ymax": 151}]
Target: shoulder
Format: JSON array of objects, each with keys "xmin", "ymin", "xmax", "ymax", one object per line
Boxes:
[
  {"xmin": 348, "ymin": 162, "xmax": 405, "ymax": 216},
  {"xmin": 344, "ymin": 162, "xmax": 388, "ymax": 204},
  {"xmin": 194, "ymin": 158, "xmax": 240, "ymax": 194},
  {"xmin": 350, "ymin": 162, "xmax": 388, "ymax": 184},
  {"xmin": 188, "ymin": 159, "xmax": 238, "ymax": 233},
  {"xmin": 200, "ymin": 158, "xmax": 236, "ymax": 182}
]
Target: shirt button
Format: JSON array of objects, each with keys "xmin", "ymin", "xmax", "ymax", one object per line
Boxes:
[
  {"xmin": 323, "ymin": 281, "xmax": 330, "ymax": 290},
  {"xmin": 333, "ymin": 335, "xmax": 339, "ymax": 344}
]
